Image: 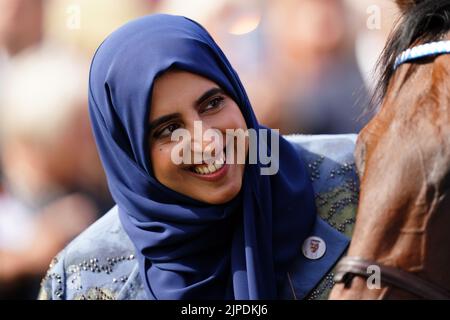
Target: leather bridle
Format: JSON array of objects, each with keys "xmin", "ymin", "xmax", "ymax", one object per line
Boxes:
[{"xmin": 334, "ymin": 256, "xmax": 450, "ymax": 299}]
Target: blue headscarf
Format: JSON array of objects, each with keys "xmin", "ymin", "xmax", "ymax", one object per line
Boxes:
[{"xmin": 88, "ymin": 14, "xmax": 316, "ymax": 299}]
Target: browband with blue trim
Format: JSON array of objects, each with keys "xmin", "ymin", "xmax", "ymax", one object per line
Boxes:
[{"xmin": 394, "ymin": 40, "xmax": 450, "ymax": 70}]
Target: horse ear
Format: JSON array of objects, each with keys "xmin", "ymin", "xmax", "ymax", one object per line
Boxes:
[{"xmin": 396, "ymin": 0, "xmax": 424, "ymax": 12}]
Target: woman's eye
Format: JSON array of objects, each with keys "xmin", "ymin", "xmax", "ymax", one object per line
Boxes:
[
  {"xmin": 156, "ymin": 123, "xmax": 181, "ymax": 138},
  {"xmin": 203, "ymin": 96, "xmax": 225, "ymax": 112}
]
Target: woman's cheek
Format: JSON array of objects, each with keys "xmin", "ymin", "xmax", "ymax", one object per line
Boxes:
[
  {"xmin": 151, "ymin": 143, "xmax": 173, "ymax": 177},
  {"xmin": 218, "ymin": 108, "xmax": 244, "ymax": 129}
]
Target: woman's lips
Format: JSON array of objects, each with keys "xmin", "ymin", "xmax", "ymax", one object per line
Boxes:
[
  {"xmin": 188, "ymin": 162, "xmax": 229, "ymax": 182},
  {"xmin": 186, "ymin": 151, "xmax": 229, "ymax": 182}
]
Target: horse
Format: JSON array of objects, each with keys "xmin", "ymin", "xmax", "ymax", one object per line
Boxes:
[{"xmin": 329, "ymin": 0, "xmax": 450, "ymax": 299}]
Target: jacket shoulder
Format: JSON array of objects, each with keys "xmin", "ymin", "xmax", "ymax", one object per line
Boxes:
[
  {"xmin": 282, "ymin": 134, "xmax": 359, "ymax": 300},
  {"xmin": 285, "ymin": 134, "xmax": 359, "ymax": 238},
  {"xmin": 38, "ymin": 206, "xmax": 145, "ymax": 300}
]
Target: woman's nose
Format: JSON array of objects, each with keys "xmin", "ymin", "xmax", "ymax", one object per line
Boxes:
[{"xmin": 187, "ymin": 121, "xmax": 221, "ymax": 161}]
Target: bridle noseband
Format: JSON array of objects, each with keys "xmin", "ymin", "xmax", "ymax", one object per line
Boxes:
[{"xmin": 334, "ymin": 41, "xmax": 450, "ymax": 300}]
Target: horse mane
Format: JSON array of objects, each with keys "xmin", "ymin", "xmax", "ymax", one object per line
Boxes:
[{"xmin": 371, "ymin": 0, "xmax": 450, "ymax": 109}]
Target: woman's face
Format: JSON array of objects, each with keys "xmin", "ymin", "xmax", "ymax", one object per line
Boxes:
[{"xmin": 148, "ymin": 70, "xmax": 248, "ymax": 204}]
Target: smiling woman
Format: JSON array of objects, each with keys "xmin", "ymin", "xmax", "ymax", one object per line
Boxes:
[
  {"xmin": 38, "ymin": 14, "xmax": 359, "ymax": 300},
  {"xmin": 148, "ymin": 70, "xmax": 247, "ymax": 205}
]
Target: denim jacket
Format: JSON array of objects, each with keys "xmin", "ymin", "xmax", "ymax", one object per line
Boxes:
[{"xmin": 38, "ymin": 134, "xmax": 359, "ymax": 300}]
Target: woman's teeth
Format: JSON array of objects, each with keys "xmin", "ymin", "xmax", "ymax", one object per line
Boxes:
[{"xmin": 192, "ymin": 154, "xmax": 225, "ymax": 175}]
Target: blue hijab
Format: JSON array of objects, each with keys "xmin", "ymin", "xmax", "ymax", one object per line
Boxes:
[{"xmin": 88, "ymin": 14, "xmax": 316, "ymax": 299}]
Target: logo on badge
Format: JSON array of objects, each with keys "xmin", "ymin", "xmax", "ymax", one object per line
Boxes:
[{"xmin": 302, "ymin": 236, "xmax": 326, "ymax": 260}]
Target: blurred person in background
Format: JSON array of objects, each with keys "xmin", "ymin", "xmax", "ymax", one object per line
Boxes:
[
  {"xmin": 0, "ymin": 0, "xmax": 44, "ymax": 102},
  {"xmin": 0, "ymin": 0, "xmax": 44, "ymax": 58},
  {"xmin": 0, "ymin": 0, "xmax": 45, "ymax": 217},
  {"xmin": 258, "ymin": 0, "xmax": 372, "ymax": 134},
  {"xmin": 0, "ymin": 0, "xmax": 157, "ymax": 299},
  {"xmin": 0, "ymin": 46, "xmax": 111, "ymax": 299}
]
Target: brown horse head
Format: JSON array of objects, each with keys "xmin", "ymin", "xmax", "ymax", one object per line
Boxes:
[{"xmin": 330, "ymin": 0, "xmax": 450, "ymax": 299}]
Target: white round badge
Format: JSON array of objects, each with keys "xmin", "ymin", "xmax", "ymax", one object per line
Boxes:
[{"xmin": 302, "ymin": 236, "xmax": 326, "ymax": 260}]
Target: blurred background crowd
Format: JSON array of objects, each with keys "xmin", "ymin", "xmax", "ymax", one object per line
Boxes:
[{"xmin": 0, "ymin": 0, "xmax": 399, "ymax": 299}]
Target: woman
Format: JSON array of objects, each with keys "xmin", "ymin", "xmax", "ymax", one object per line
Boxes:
[{"xmin": 39, "ymin": 14, "xmax": 358, "ymax": 300}]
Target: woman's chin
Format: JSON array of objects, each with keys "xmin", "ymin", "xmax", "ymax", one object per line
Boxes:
[
  {"xmin": 192, "ymin": 180, "xmax": 242, "ymax": 205},
  {"xmin": 200, "ymin": 188, "xmax": 241, "ymax": 205},
  {"xmin": 184, "ymin": 164, "xmax": 244, "ymax": 204}
]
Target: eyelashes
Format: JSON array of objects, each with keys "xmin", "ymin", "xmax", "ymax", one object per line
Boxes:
[
  {"xmin": 202, "ymin": 96, "xmax": 225, "ymax": 112},
  {"xmin": 153, "ymin": 122, "xmax": 181, "ymax": 139},
  {"xmin": 152, "ymin": 95, "xmax": 226, "ymax": 139}
]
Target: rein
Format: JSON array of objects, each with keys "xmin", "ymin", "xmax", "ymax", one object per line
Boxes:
[{"xmin": 334, "ymin": 256, "xmax": 450, "ymax": 299}]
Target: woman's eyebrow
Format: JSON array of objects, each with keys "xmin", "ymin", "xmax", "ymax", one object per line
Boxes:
[
  {"xmin": 148, "ymin": 113, "xmax": 181, "ymax": 132},
  {"xmin": 195, "ymin": 87, "xmax": 224, "ymax": 106}
]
